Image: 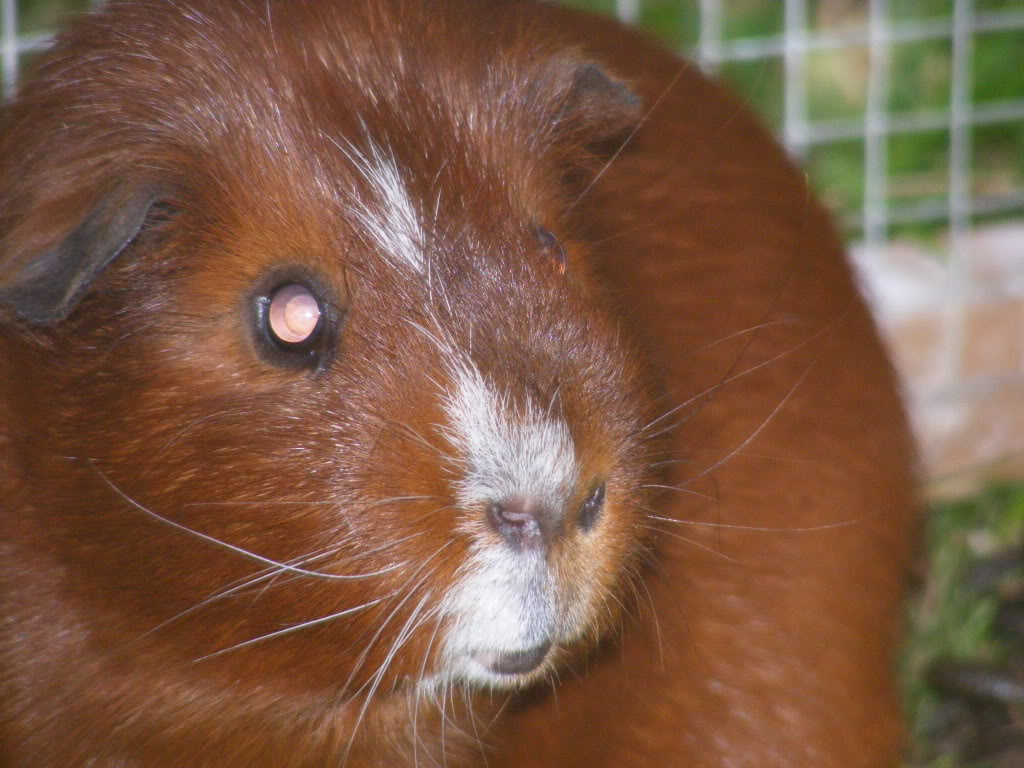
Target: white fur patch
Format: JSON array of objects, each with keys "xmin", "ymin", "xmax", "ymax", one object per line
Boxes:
[
  {"xmin": 442, "ymin": 362, "xmax": 578, "ymax": 511},
  {"xmin": 435, "ymin": 361, "xmax": 580, "ymax": 686},
  {"xmin": 439, "ymin": 546, "xmax": 556, "ymax": 686},
  {"xmin": 330, "ymin": 136, "xmax": 425, "ymax": 272}
]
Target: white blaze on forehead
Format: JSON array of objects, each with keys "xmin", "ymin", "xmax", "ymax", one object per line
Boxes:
[
  {"xmin": 330, "ymin": 135, "xmax": 425, "ymax": 272},
  {"xmin": 442, "ymin": 362, "xmax": 579, "ymax": 511}
]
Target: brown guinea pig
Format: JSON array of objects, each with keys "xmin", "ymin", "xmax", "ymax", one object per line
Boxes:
[{"xmin": 0, "ymin": 0, "xmax": 919, "ymax": 766}]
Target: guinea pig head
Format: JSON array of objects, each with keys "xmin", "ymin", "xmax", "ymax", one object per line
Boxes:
[{"xmin": 0, "ymin": 0, "xmax": 655, "ymax": 735}]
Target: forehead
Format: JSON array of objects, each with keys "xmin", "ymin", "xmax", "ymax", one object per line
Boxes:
[
  {"xmin": 9, "ymin": 0, "xmax": 588, "ymax": 341},
  {"xmin": 3, "ymin": 0, "xmax": 580, "ymax": 296},
  {"xmin": 169, "ymin": 22, "xmax": 565, "ymax": 276},
  {"xmin": 188, "ymin": 122, "xmax": 556, "ymax": 321},
  {"xmin": 135, "ymin": 1, "xmax": 561, "ymax": 195}
]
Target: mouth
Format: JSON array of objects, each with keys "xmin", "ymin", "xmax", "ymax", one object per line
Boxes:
[{"xmin": 470, "ymin": 639, "xmax": 553, "ymax": 678}]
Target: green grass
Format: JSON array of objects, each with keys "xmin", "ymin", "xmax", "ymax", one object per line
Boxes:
[{"xmin": 906, "ymin": 485, "xmax": 1024, "ymax": 767}]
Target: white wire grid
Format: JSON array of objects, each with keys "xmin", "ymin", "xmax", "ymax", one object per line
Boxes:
[
  {"xmin": 3, "ymin": 1, "xmax": 1024, "ymax": 304},
  {"xmin": 617, "ymin": 0, "xmax": 1024, "ymax": 396},
  {"xmin": 6, "ymin": 1, "xmax": 1022, "ymax": 236},
  {"xmin": 5, "ymin": 0, "xmax": 1024, "ymax": 228}
]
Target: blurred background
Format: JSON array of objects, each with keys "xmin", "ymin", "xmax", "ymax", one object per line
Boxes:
[
  {"xmin": 559, "ymin": 0, "xmax": 1024, "ymax": 500},
  {"xmin": 4, "ymin": 0, "xmax": 1024, "ymax": 765}
]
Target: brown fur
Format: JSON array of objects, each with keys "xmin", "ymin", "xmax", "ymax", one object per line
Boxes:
[{"xmin": 0, "ymin": 1, "xmax": 918, "ymax": 766}]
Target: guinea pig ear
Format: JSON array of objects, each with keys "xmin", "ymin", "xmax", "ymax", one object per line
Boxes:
[
  {"xmin": 553, "ymin": 57, "xmax": 642, "ymax": 146},
  {"xmin": 0, "ymin": 182, "xmax": 168, "ymax": 324}
]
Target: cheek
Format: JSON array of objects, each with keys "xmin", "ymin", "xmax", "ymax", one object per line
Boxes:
[
  {"xmin": 558, "ymin": 493, "xmax": 643, "ymax": 634},
  {"xmin": 39, "ymin": 381, "xmax": 466, "ymax": 688}
]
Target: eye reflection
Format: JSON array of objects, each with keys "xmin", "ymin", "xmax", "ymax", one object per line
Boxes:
[{"xmin": 268, "ymin": 283, "xmax": 322, "ymax": 345}]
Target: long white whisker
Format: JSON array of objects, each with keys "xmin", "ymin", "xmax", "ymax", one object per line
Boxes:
[
  {"xmin": 645, "ymin": 514, "xmax": 859, "ymax": 533},
  {"xmin": 412, "ymin": 605, "xmax": 447, "ymax": 768},
  {"xmin": 344, "ymin": 591, "xmax": 437, "ymax": 767},
  {"xmin": 182, "ymin": 496, "xmax": 431, "ymax": 507},
  {"xmin": 91, "ymin": 461, "xmax": 404, "ymax": 581},
  {"xmin": 637, "ymin": 329, "xmax": 825, "ymax": 443},
  {"xmin": 630, "ymin": 564, "xmax": 663, "ymax": 670},
  {"xmin": 157, "ymin": 407, "xmax": 258, "ymax": 456},
  {"xmin": 648, "ymin": 458, "xmax": 701, "ymax": 469},
  {"xmin": 133, "ymin": 542, "xmax": 346, "ymax": 643},
  {"xmin": 640, "ymin": 483, "xmax": 718, "ymax": 502},
  {"xmin": 464, "ymin": 684, "xmax": 490, "ymax": 768},
  {"xmin": 670, "ymin": 363, "xmax": 817, "ymax": 491},
  {"xmin": 633, "ymin": 522, "xmax": 738, "ymax": 563},
  {"xmin": 341, "ymin": 544, "xmax": 450, "ymax": 695},
  {"xmin": 193, "ymin": 595, "xmax": 390, "ymax": 662}
]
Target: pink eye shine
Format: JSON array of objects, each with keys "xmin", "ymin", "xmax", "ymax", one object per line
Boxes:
[{"xmin": 268, "ymin": 284, "xmax": 321, "ymax": 344}]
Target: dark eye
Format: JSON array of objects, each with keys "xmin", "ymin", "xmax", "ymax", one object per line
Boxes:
[
  {"xmin": 254, "ymin": 281, "xmax": 335, "ymax": 371},
  {"xmin": 580, "ymin": 482, "xmax": 606, "ymax": 531},
  {"xmin": 535, "ymin": 227, "xmax": 566, "ymax": 275}
]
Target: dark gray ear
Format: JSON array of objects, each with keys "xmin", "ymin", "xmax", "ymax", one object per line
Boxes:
[
  {"xmin": 552, "ymin": 58, "xmax": 641, "ymax": 146},
  {"xmin": 0, "ymin": 182, "xmax": 167, "ymax": 324},
  {"xmin": 564, "ymin": 61, "xmax": 641, "ymax": 141}
]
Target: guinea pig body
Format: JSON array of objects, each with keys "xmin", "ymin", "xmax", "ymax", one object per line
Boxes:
[{"xmin": 0, "ymin": 1, "xmax": 918, "ymax": 767}]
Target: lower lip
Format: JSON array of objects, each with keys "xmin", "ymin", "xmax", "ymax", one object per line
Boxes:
[{"xmin": 473, "ymin": 640, "xmax": 553, "ymax": 676}]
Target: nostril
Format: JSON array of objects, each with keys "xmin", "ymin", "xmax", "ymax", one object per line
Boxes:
[
  {"xmin": 487, "ymin": 497, "xmax": 544, "ymax": 547},
  {"xmin": 579, "ymin": 482, "xmax": 606, "ymax": 531},
  {"xmin": 490, "ymin": 499, "xmax": 531, "ymax": 527}
]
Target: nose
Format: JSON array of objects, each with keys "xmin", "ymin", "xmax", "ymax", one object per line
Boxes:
[
  {"xmin": 486, "ymin": 484, "xmax": 607, "ymax": 550},
  {"xmin": 486, "ymin": 496, "xmax": 558, "ymax": 550}
]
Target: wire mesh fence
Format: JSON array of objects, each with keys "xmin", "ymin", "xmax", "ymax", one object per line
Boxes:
[
  {"xmin": 3, "ymin": 0, "xmax": 1024, "ymax": 488},
  {"xmin": 596, "ymin": 0, "xmax": 1024, "ymax": 490}
]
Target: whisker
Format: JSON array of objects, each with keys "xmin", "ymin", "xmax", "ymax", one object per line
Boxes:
[
  {"xmin": 648, "ymin": 458, "xmax": 701, "ymax": 469},
  {"xmin": 676, "ymin": 319, "xmax": 801, "ymax": 367},
  {"xmin": 636, "ymin": 328, "xmax": 826, "ymax": 443},
  {"xmin": 640, "ymin": 483, "xmax": 718, "ymax": 503},
  {"xmin": 564, "ymin": 62, "xmax": 691, "ymax": 215},
  {"xmin": 481, "ymin": 692, "xmax": 515, "ymax": 742},
  {"xmin": 132, "ymin": 542, "xmax": 346, "ymax": 643},
  {"xmin": 439, "ymin": 680, "xmax": 450, "ymax": 768},
  {"xmin": 157, "ymin": 407, "xmax": 257, "ymax": 456},
  {"xmin": 644, "ymin": 514, "xmax": 859, "ymax": 533},
  {"xmin": 184, "ymin": 500, "xmax": 341, "ymax": 506},
  {"xmin": 464, "ymin": 682, "xmax": 490, "ymax": 768},
  {"xmin": 602, "ymin": 582, "xmax": 637, "ymax": 627},
  {"xmin": 668, "ymin": 362, "xmax": 817, "ymax": 491},
  {"xmin": 240, "ymin": 532, "xmax": 428, "ymax": 609},
  {"xmin": 383, "ymin": 419, "xmax": 456, "ymax": 465},
  {"xmin": 344, "ymin": 592, "xmax": 437, "ymax": 767},
  {"xmin": 633, "ymin": 523, "xmax": 737, "ymax": 563},
  {"xmin": 412, "ymin": 604, "xmax": 447, "ymax": 768},
  {"xmin": 430, "ymin": 672, "xmax": 474, "ymax": 748},
  {"xmin": 639, "ymin": 168, "xmax": 834, "ymax": 460},
  {"xmin": 674, "ymin": 447, "xmax": 821, "ymax": 466},
  {"xmin": 544, "ymin": 384, "xmax": 563, "ymax": 420},
  {"xmin": 193, "ymin": 595, "xmax": 390, "ymax": 662},
  {"xmin": 342, "ymin": 544, "xmax": 451, "ymax": 694},
  {"xmin": 184, "ymin": 494, "xmax": 432, "ymax": 509},
  {"xmin": 90, "ymin": 461, "xmax": 404, "ymax": 581},
  {"xmin": 584, "ymin": 220, "xmax": 652, "ymax": 248},
  {"xmin": 630, "ymin": 563, "xmax": 663, "ymax": 671}
]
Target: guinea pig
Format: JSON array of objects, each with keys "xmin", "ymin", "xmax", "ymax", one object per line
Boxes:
[{"xmin": 0, "ymin": 0, "xmax": 919, "ymax": 766}]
